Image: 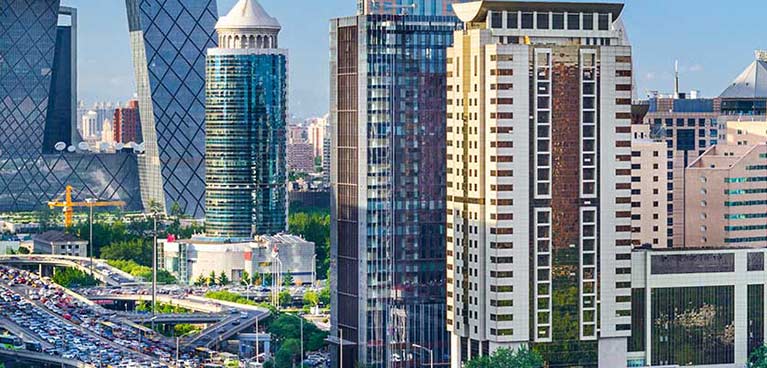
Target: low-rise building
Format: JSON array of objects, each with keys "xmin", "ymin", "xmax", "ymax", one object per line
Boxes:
[
  {"xmin": 685, "ymin": 144, "xmax": 767, "ymax": 247},
  {"xmin": 161, "ymin": 233, "xmax": 315, "ymax": 285},
  {"xmin": 31, "ymin": 230, "xmax": 87, "ymax": 257}
]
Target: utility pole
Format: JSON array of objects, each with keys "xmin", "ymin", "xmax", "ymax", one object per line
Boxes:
[
  {"xmin": 152, "ymin": 208, "xmax": 158, "ymax": 318},
  {"xmin": 300, "ymin": 317, "xmax": 304, "ymax": 368},
  {"xmin": 86, "ymin": 198, "xmax": 95, "ymax": 277},
  {"xmin": 339, "ymin": 328, "xmax": 343, "ymax": 368}
]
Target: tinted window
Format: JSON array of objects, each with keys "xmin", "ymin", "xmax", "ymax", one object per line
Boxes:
[
  {"xmin": 676, "ymin": 129, "xmax": 695, "ymax": 151},
  {"xmin": 552, "ymin": 13, "xmax": 564, "ymax": 29},
  {"xmin": 583, "ymin": 13, "xmax": 594, "ymax": 30},
  {"xmin": 651, "ymin": 253, "xmax": 735, "ymax": 274},
  {"xmin": 536, "ymin": 13, "xmax": 549, "ymax": 29},
  {"xmin": 507, "ymin": 12, "xmax": 518, "ymax": 29},
  {"xmin": 748, "ymin": 252, "xmax": 764, "ymax": 271},
  {"xmin": 491, "ymin": 12, "xmax": 502, "ymax": 28},
  {"xmin": 598, "ymin": 14, "xmax": 609, "ymax": 30},
  {"xmin": 567, "ymin": 13, "xmax": 580, "ymax": 29},
  {"xmin": 521, "ymin": 13, "xmax": 534, "ymax": 29}
]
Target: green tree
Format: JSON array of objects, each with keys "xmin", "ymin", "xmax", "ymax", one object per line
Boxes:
[
  {"xmin": 318, "ymin": 286, "xmax": 330, "ymax": 306},
  {"xmin": 169, "ymin": 201, "xmax": 183, "ymax": 218},
  {"xmin": 51, "ymin": 268, "xmax": 97, "ymax": 288},
  {"xmin": 218, "ymin": 271, "xmax": 230, "ymax": 286},
  {"xmin": 288, "ymin": 211, "xmax": 330, "ymax": 280},
  {"xmin": 241, "ymin": 271, "xmax": 251, "ymax": 286},
  {"xmin": 750, "ymin": 345, "xmax": 767, "ymax": 367},
  {"xmin": 208, "ymin": 271, "xmax": 217, "ymax": 286},
  {"xmin": 279, "ymin": 290, "xmax": 292, "ymax": 307},
  {"xmin": 465, "ymin": 347, "xmax": 543, "ymax": 368},
  {"xmin": 303, "ymin": 290, "xmax": 319, "ymax": 307},
  {"xmin": 193, "ymin": 274, "xmax": 206, "ymax": 287},
  {"xmin": 282, "ymin": 271, "xmax": 294, "ymax": 287},
  {"xmin": 100, "ymin": 239, "xmax": 151, "ymax": 266},
  {"xmin": 275, "ymin": 338, "xmax": 301, "ymax": 368}
]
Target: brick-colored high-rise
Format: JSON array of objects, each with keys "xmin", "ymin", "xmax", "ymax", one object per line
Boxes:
[{"xmin": 113, "ymin": 99, "xmax": 142, "ymax": 144}]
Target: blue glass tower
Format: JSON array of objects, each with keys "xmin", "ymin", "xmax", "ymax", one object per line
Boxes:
[
  {"xmin": 204, "ymin": 0, "xmax": 287, "ymax": 239},
  {"xmin": 0, "ymin": 1, "xmax": 141, "ymax": 212},
  {"xmin": 126, "ymin": 0, "xmax": 218, "ymax": 217},
  {"xmin": 330, "ymin": 12, "xmax": 461, "ymax": 368}
]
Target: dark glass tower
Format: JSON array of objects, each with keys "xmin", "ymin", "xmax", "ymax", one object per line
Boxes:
[
  {"xmin": 330, "ymin": 13, "xmax": 460, "ymax": 367},
  {"xmin": 0, "ymin": 1, "xmax": 141, "ymax": 211},
  {"xmin": 126, "ymin": 0, "xmax": 218, "ymax": 217},
  {"xmin": 204, "ymin": 0, "xmax": 287, "ymax": 239}
]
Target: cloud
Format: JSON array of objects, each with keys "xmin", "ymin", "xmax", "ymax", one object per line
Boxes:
[
  {"xmin": 644, "ymin": 72, "xmax": 657, "ymax": 81},
  {"xmin": 688, "ymin": 64, "xmax": 704, "ymax": 72}
]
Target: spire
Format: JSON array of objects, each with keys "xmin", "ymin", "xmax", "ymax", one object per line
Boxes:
[
  {"xmin": 215, "ymin": 0, "xmax": 280, "ymax": 31},
  {"xmin": 674, "ymin": 60, "xmax": 679, "ymax": 99}
]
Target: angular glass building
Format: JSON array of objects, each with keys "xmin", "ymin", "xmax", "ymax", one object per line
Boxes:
[
  {"xmin": 0, "ymin": 0, "xmax": 141, "ymax": 212},
  {"xmin": 204, "ymin": 0, "xmax": 287, "ymax": 239},
  {"xmin": 329, "ymin": 12, "xmax": 461, "ymax": 368},
  {"xmin": 126, "ymin": 0, "xmax": 218, "ymax": 217}
]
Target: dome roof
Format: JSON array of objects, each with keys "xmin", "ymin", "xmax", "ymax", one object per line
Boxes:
[{"xmin": 216, "ymin": 0, "xmax": 280, "ymax": 31}]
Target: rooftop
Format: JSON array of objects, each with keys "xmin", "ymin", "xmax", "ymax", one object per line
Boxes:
[
  {"xmin": 720, "ymin": 51, "xmax": 767, "ymax": 99},
  {"xmin": 32, "ymin": 230, "xmax": 84, "ymax": 244},
  {"xmin": 215, "ymin": 0, "xmax": 280, "ymax": 31},
  {"xmin": 453, "ymin": 0, "xmax": 624, "ymax": 23}
]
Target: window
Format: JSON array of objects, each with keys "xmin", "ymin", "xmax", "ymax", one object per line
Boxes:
[
  {"xmin": 582, "ymin": 13, "xmax": 594, "ymax": 30},
  {"xmin": 598, "ymin": 13, "xmax": 609, "ymax": 30},
  {"xmin": 552, "ymin": 13, "xmax": 564, "ymax": 29},
  {"xmin": 536, "ymin": 13, "xmax": 549, "ymax": 29},
  {"xmin": 491, "ymin": 11, "xmax": 502, "ymax": 28},
  {"xmin": 507, "ymin": 12, "xmax": 518, "ymax": 29},
  {"xmin": 521, "ymin": 13, "xmax": 534, "ymax": 29},
  {"xmin": 567, "ymin": 13, "xmax": 580, "ymax": 29}
]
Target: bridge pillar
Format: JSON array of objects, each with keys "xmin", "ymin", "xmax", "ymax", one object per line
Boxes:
[{"xmin": 38, "ymin": 264, "xmax": 42, "ymax": 277}]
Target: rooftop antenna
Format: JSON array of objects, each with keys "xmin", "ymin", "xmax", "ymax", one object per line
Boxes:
[{"xmin": 674, "ymin": 60, "xmax": 680, "ymax": 99}]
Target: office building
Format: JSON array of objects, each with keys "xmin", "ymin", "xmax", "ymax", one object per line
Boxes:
[
  {"xmin": 307, "ymin": 116, "xmax": 327, "ymax": 159},
  {"xmin": 204, "ymin": 0, "xmax": 288, "ymax": 239},
  {"xmin": 161, "ymin": 234, "xmax": 315, "ymax": 286},
  {"xmin": 126, "ymin": 0, "xmax": 218, "ymax": 217},
  {"xmin": 322, "ymin": 118, "xmax": 332, "ymax": 186},
  {"xmin": 629, "ymin": 246, "xmax": 767, "ymax": 367},
  {"xmin": 719, "ymin": 51, "xmax": 767, "ymax": 117},
  {"xmin": 0, "ymin": 1, "xmax": 141, "ymax": 212},
  {"xmin": 358, "ymin": 0, "xmax": 464, "ymax": 15},
  {"xmin": 631, "ymin": 123, "xmax": 668, "ymax": 248},
  {"xmin": 113, "ymin": 100, "xmax": 142, "ymax": 144},
  {"xmin": 288, "ymin": 142, "xmax": 315, "ymax": 173},
  {"xmin": 329, "ymin": 9, "xmax": 460, "ymax": 368},
  {"xmin": 81, "ymin": 111, "xmax": 100, "ymax": 141},
  {"xmin": 684, "ymin": 144, "xmax": 767, "ymax": 247},
  {"xmin": 445, "ymin": 2, "xmax": 632, "ymax": 366},
  {"xmin": 641, "ymin": 96, "xmax": 719, "ymax": 247}
]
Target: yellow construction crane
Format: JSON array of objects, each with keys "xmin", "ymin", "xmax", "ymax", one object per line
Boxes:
[{"xmin": 47, "ymin": 185, "xmax": 126, "ymax": 227}]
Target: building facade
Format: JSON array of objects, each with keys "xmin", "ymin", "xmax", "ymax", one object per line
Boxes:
[
  {"xmin": 113, "ymin": 100, "xmax": 142, "ymax": 144},
  {"xmin": 358, "ymin": 0, "xmax": 464, "ymax": 16},
  {"xmin": 330, "ymin": 12, "xmax": 460, "ymax": 368},
  {"xmin": 684, "ymin": 144, "xmax": 767, "ymax": 247},
  {"xmin": 287, "ymin": 142, "xmax": 315, "ymax": 173},
  {"xmin": 631, "ymin": 124, "xmax": 668, "ymax": 248},
  {"xmin": 0, "ymin": 1, "xmax": 141, "ymax": 212},
  {"xmin": 204, "ymin": 0, "xmax": 288, "ymax": 239},
  {"xmin": 445, "ymin": 2, "xmax": 633, "ymax": 366},
  {"xmin": 629, "ymin": 247, "xmax": 767, "ymax": 367},
  {"xmin": 126, "ymin": 0, "xmax": 218, "ymax": 217}
]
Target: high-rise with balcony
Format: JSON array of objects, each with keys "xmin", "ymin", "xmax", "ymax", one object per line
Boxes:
[
  {"xmin": 445, "ymin": 2, "xmax": 633, "ymax": 366},
  {"xmin": 329, "ymin": 4, "xmax": 461, "ymax": 367},
  {"xmin": 204, "ymin": 0, "xmax": 287, "ymax": 239}
]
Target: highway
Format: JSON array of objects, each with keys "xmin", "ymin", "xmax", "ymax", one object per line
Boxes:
[
  {"xmin": 0, "ymin": 348, "xmax": 94, "ymax": 368},
  {"xmin": 0, "ymin": 255, "xmax": 138, "ymax": 286}
]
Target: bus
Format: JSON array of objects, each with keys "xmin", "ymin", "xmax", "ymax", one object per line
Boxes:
[{"xmin": 0, "ymin": 335, "xmax": 23, "ymax": 350}]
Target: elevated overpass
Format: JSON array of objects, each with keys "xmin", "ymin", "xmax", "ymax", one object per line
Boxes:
[
  {"xmin": 0, "ymin": 255, "xmax": 138, "ymax": 286},
  {"xmin": 0, "ymin": 348, "xmax": 93, "ymax": 368},
  {"xmin": 119, "ymin": 312, "xmax": 228, "ymax": 324}
]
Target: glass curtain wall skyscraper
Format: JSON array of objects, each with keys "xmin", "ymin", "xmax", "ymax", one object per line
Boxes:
[
  {"xmin": 330, "ymin": 10, "xmax": 461, "ymax": 368},
  {"xmin": 205, "ymin": 0, "xmax": 288, "ymax": 239},
  {"xmin": 0, "ymin": 0, "xmax": 141, "ymax": 211},
  {"xmin": 126, "ymin": 0, "xmax": 218, "ymax": 217}
]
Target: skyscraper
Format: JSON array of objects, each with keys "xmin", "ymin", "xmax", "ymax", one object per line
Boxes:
[
  {"xmin": 445, "ymin": 2, "xmax": 632, "ymax": 367},
  {"xmin": 330, "ymin": 10, "xmax": 460, "ymax": 368},
  {"xmin": 126, "ymin": 0, "xmax": 218, "ymax": 217},
  {"xmin": 205, "ymin": 0, "xmax": 288, "ymax": 239},
  {"xmin": 0, "ymin": 1, "xmax": 141, "ymax": 212},
  {"xmin": 113, "ymin": 100, "xmax": 142, "ymax": 144},
  {"xmin": 358, "ymin": 0, "xmax": 464, "ymax": 15}
]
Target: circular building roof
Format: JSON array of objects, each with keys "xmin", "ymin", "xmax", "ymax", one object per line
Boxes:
[{"xmin": 215, "ymin": 0, "xmax": 280, "ymax": 31}]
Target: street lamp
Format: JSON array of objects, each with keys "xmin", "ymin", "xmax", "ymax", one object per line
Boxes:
[
  {"xmin": 176, "ymin": 329, "xmax": 197, "ymax": 367},
  {"xmin": 412, "ymin": 344, "xmax": 433, "ymax": 368},
  {"xmin": 84, "ymin": 198, "xmax": 95, "ymax": 277}
]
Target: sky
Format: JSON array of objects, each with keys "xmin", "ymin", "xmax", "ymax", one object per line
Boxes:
[{"xmin": 62, "ymin": 0, "xmax": 767, "ymax": 119}]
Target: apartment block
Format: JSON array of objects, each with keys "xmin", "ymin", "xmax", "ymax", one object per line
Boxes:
[
  {"xmin": 630, "ymin": 124, "xmax": 668, "ymax": 248},
  {"xmin": 445, "ymin": 2, "xmax": 632, "ymax": 366}
]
